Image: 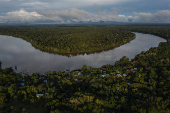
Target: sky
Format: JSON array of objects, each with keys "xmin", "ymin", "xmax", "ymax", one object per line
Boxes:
[{"xmin": 0, "ymin": 0, "xmax": 170, "ymax": 24}]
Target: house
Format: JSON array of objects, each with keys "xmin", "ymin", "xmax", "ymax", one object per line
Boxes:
[
  {"xmin": 36, "ymin": 94, "xmax": 44, "ymax": 98},
  {"xmin": 102, "ymin": 71, "xmax": 106, "ymax": 75},
  {"xmin": 65, "ymin": 69, "xmax": 70, "ymax": 73},
  {"xmin": 123, "ymin": 74, "xmax": 127, "ymax": 77},
  {"xmin": 44, "ymin": 80, "xmax": 47, "ymax": 83},
  {"xmin": 78, "ymin": 72, "xmax": 83, "ymax": 76},
  {"xmin": 39, "ymin": 77, "xmax": 44, "ymax": 79},
  {"xmin": 91, "ymin": 72, "xmax": 94, "ymax": 75},
  {"xmin": 102, "ymin": 75, "xmax": 105, "ymax": 77},
  {"xmin": 131, "ymin": 70, "xmax": 136, "ymax": 73},
  {"xmin": 53, "ymin": 86, "xmax": 58, "ymax": 90},
  {"xmin": 127, "ymin": 68, "xmax": 136, "ymax": 73},
  {"xmin": 127, "ymin": 83, "xmax": 131, "ymax": 86},
  {"xmin": 134, "ymin": 68, "xmax": 137, "ymax": 70},
  {"xmin": 74, "ymin": 78, "xmax": 79, "ymax": 82},
  {"xmin": 20, "ymin": 83, "xmax": 25, "ymax": 87},
  {"xmin": 117, "ymin": 74, "xmax": 122, "ymax": 77}
]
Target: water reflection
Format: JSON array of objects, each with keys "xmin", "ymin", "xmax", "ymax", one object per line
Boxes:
[
  {"xmin": 0, "ymin": 33, "xmax": 166, "ymax": 74},
  {"xmin": 34, "ymin": 45, "xmax": 127, "ymax": 58}
]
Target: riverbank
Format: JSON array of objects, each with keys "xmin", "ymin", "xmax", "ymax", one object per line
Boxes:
[{"xmin": 0, "ymin": 25, "xmax": 136, "ymax": 54}]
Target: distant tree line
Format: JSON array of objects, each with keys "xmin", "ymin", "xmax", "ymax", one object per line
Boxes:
[{"xmin": 0, "ymin": 25, "xmax": 135, "ymax": 54}]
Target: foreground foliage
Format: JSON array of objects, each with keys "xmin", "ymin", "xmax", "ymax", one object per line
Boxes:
[{"xmin": 0, "ymin": 25, "xmax": 170, "ymax": 113}]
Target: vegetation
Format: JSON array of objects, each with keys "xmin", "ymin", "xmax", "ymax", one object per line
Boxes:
[
  {"xmin": 0, "ymin": 25, "xmax": 135, "ymax": 54},
  {"xmin": 0, "ymin": 25, "xmax": 170, "ymax": 113}
]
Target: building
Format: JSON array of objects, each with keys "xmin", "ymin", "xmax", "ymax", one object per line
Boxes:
[
  {"xmin": 78, "ymin": 72, "xmax": 83, "ymax": 76},
  {"xmin": 65, "ymin": 69, "xmax": 71, "ymax": 73},
  {"xmin": 134, "ymin": 68, "xmax": 137, "ymax": 70},
  {"xmin": 127, "ymin": 83, "xmax": 131, "ymax": 86},
  {"xmin": 36, "ymin": 94, "xmax": 44, "ymax": 98},
  {"xmin": 102, "ymin": 71, "xmax": 106, "ymax": 75},
  {"xmin": 20, "ymin": 83, "xmax": 25, "ymax": 87},
  {"xmin": 117, "ymin": 74, "xmax": 122, "ymax": 77},
  {"xmin": 39, "ymin": 77, "xmax": 44, "ymax": 79},
  {"xmin": 123, "ymin": 74, "xmax": 127, "ymax": 77},
  {"xmin": 91, "ymin": 72, "xmax": 94, "ymax": 75},
  {"xmin": 102, "ymin": 75, "xmax": 106, "ymax": 77},
  {"xmin": 53, "ymin": 86, "xmax": 58, "ymax": 90},
  {"xmin": 44, "ymin": 80, "xmax": 47, "ymax": 83}
]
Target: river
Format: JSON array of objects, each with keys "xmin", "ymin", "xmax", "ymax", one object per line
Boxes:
[{"xmin": 0, "ymin": 32, "xmax": 166, "ymax": 74}]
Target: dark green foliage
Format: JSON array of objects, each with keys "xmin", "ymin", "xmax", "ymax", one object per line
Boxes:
[{"xmin": 0, "ymin": 25, "xmax": 135, "ymax": 53}]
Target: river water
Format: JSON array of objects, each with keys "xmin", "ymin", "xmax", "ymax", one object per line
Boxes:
[{"xmin": 0, "ymin": 33, "xmax": 166, "ymax": 74}]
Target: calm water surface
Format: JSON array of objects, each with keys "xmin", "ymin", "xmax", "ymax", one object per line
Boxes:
[{"xmin": 0, "ymin": 33, "xmax": 166, "ymax": 74}]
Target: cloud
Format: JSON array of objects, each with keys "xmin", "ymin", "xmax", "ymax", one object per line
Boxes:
[
  {"xmin": 0, "ymin": 9, "xmax": 43, "ymax": 23},
  {"xmin": 39, "ymin": 8, "xmax": 92, "ymax": 22},
  {"xmin": 0, "ymin": 0, "xmax": 10, "ymax": 1},
  {"xmin": 133, "ymin": 10, "xmax": 170, "ymax": 22},
  {"xmin": 0, "ymin": 8, "xmax": 170, "ymax": 23},
  {"xmin": 38, "ymin": 8, "xmax": 131, "ymax": 23}
]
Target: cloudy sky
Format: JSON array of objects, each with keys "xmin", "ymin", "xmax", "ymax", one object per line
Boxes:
[{"xmin": 0, "ymin": 0, "xmax": 170, "ymax": 24}]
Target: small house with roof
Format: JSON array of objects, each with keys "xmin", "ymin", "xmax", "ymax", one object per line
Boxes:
[
  {"xmin": 102, "ymin": 70, "xmax": 106, "ymax": 75},
  {"xmin": 39, "ymin": 77, "xmax": 44, "ymax": 79},
  {"xmin": 134, "ymin": 68, "xmax": 137, "ymax": 70},
  {"xmin": 36, "ymin": 94, "xmax": 44, "ymax": 98},
  {"xmin": 20, "ymin": 83, "xmax": 25, "ymax": 87},
  {"xmin": 53, "ymin": 86, "xmax": 58, "ymax": 90},
  {"xmin": 123, "ymin": 74, "xmax": 127, "ymax": 77},
  {"xmin": 78, "ymin": 72, "xmax": 83, "ymax": 76},
  {"xmin": 102, "ymin": 75, "xmax": 106, "ymax": 77},
  {"xmin": 91, "ymin": 72, "xmax": 94, "ymax": 75},
  {"xmin": 44, "ymin": 80, "xmax": 48, "ymax": 83},
  {"xmin": 74, "ymin": 78, "xmax": 79, "ymax": 83},
  {"xmin": 117, "ymin": 74, "xmax": 122, "ymax": 77},
  {"xmin": 65, "ymin": 69, "xmax": 71, "ymax": 73}
]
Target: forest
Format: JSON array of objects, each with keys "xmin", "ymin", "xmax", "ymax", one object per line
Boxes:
[
  {"xmin": 0, "ymin": 25, "xmax": 135, "ymax": 54},
  {"xmin": 0, "ymin": 25, "xmax": 170, "ymax": 113}
]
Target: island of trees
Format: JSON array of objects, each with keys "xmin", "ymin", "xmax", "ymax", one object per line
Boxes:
[
  {"xmin": 0, "ymin": 25, "xmax": 170, "ymax": 113},
  {"xmin": 0, "ymin": 25, "xmax": 135, "ymax": 54}
]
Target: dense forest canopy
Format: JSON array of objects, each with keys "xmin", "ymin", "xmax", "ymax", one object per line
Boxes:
[
  {"xmin": 0, "ymin": 25, "xmax": 135, "ymax": 54},
  {"xmin": 0, "ymin": 25, "xmax": 170, "ymax": 113}
]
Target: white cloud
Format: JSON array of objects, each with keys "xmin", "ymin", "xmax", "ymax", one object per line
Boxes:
[
  {"xmin": 39, "ymin": 8, "xmax": 92, "ymax": 22},
  {"xmin": 0, "ymin": 9, "xmax": 43, "ymax": 23},
  {"xmin": 133, "ymin": 10, "xmax": 170, "ymax": 22},
  {"xmin": 38, "ymin": 8, "xmax": 131, "ymax": 23},
  {"xmin": 0, "ymin": 8, "xmax": 170, "ymax": 23}
]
